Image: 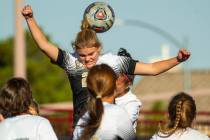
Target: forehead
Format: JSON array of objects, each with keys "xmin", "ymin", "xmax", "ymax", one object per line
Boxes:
[{"xmin": 77, "ymin": 47, "xmax": 98, "ymax": 55}]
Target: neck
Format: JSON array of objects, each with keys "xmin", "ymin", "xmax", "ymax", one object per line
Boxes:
[
  {"xmin": 102, "ymin": 96, "xmax": 115, "ymax": 104},
  {"xmin": 116, "ymin": 87, "xmax": 130, "ymax": 98}
]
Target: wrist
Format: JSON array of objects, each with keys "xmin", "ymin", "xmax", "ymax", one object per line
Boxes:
[
  {"xmin": 176, "ymin": 56, "xmax": 184, "ymax": 63},
  {"xmin": 26, "ymin": 17, "xmax": 34, "ymax": 22}
]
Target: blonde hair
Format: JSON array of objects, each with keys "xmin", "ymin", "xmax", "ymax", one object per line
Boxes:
[
  {"xmin": 158, "ymin": 92, "xmax": 196, "ymax": 137},
  {"xmin": 74, "ymin": 18, "xmax": 101, "ymax": 50}
]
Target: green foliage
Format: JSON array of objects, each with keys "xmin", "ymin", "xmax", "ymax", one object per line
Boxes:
[
  {"xmin": 136, "ymin": 101, "xmax": 167, "ymax": 137},
  {"xmin": 0, "ymin": 37, "xmax": 14, "ymax": 86},
  {"xmin": 0, "ymin": 31, "xmax": 72, "ymax": 103},
  {"xmin": 151, "ymin": 100, "xmax": 165, "ymax": 111}
]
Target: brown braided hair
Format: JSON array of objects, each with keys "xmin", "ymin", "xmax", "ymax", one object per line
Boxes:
[{"xmin": 158, "ymin": 92, "xmax": 196, "ymax": 137}]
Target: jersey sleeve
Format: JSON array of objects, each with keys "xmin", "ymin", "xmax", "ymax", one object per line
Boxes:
[
  {"xmin": 51, "ymin": 48, "xmax": 75, "ymax": 69},
  {"xmin": 118, "ymin": 55, "xmax": 138, "ymax": 74},
  {"xmin": 38, "ymin": 118, "xmax": 58, "ymax": 140},
  {"xmin": 51, "ymin": 48, "xmax": 83, "ymax": 75},
  {"xmin": 123, "ymin": 101, "xmax": 141, "ymax": 130},
  {"xmin": 73, "ymin": 113, "xmax": 89, "ymax": 140},
  {"xmin": 116, "ymin": 108, "xmax": 136, "ymax": 140},
  {"xmin": 98, "ymin": 53, "xmax": 138, "ymax": 75},
  {"xmin": 51, "ymin": 48, "xmax": 66, "ymax": 69}
]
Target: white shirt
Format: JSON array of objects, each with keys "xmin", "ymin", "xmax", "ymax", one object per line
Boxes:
[
  {"xmin": 151, "ymin": 127, "xmax": 210, "ymax": 140},
  {"xmin": 115, "ymin": 90, "xmax": 142, "ymax": 131},
  {"xmin": 73, "ymin": 102, "xmax": 136, "ymax": 140},
  {"xmin": 0, "ymin": 114, "xmax": 58, "ymax": 140}
]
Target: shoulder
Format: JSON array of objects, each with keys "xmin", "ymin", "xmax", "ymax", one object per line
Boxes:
[
  {"xmin": 115, "ymin": 90, "xmax": 142, "ymax": 106},
  {"xmin": 0, "ymin": 115, "xmax": 52, "ymax": 136},
  {"xmin": 100, "ymin": 52, "xmax": 117, "ymax": 58},
  {"xmin": 104, "ymin": 103, "xmax": 128, "ymax": 117},
  {"xmin": 98, "ymin": 53, "xmax": 118, "ymax": 63},
  {"xmin": 99, "ymin": 52, "xmax": 131, "ymax": 62},
  {"xmin": 61, "ymin": 49, "xmax": 78, "ymax": 60},
  {"xmin": 150, "ymin": 133, "xmax": 160, "ymax": 140},
  {"xmin": 185, "ymin": 128, "xmax": 210, "ymax": 139}
]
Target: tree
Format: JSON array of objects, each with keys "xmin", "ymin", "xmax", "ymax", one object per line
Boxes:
[{"xmin": 0, "ymin": 31, "xmax": 72, "ymax": 103}]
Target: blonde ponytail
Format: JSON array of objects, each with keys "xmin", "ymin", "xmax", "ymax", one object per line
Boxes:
[
  {"xmin": 81, "ymin": 17, "xmax": 90, "ymax": 30},
  {"xmin": 74, "ymin": 18, "xmax": 101, "ymax": 50}
]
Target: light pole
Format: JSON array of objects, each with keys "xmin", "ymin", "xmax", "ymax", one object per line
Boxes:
[
  {"xmin": 116, "ymin": 19, "xmax": 191, "ymax": 91},
  {"xmin": 14, "ymin": 0, "xmax": 26, "ymax": 78}
]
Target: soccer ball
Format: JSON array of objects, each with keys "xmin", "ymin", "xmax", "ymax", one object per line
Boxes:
[{"xmin": 83, "ymin": 2, "xmax": 115, "ymax": 33}]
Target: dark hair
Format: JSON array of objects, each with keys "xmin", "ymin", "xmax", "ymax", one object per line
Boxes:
[
  {"xmin": 0, "ymin": 77, "xmax": 33, "ymax": 118},
  {"xmin": 117, "ymin": 48, "xmax": 135, "ymax": 84},
  {"xmin": 80, "ymin": 64, "xmax": 117, "ymax": 139},
  {"xmin": 159, "ymin": 92, "xmax": 196, "ymax": 137}
]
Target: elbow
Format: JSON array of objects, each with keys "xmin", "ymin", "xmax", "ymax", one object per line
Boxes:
[
  {"xmin": 152, "ymin": 73, "xmax": 159, "ymax": 76},
  {"xmin": 151, "ymin": 70, "xmax": 163, "ymax": 76}
]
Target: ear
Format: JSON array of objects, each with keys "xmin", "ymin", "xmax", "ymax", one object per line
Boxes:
[
  {"xmin": 0, "ymin": 114, "xmax": 4, "ymax": 121},
  {"xmin": 115, "ymin": 78, "xmax": 120, "ymax": 86},
  {"xmin": 97, "ymin": 46, "xmax": 102, "ymax": 53}
]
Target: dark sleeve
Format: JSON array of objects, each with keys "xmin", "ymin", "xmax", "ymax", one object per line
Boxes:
[
  {"xmin": 128, "ymin": 59, "xmax": 138, "ymax": 74},
  {"xmin": 119, "ymin": 56, "xmax": 137, "ymax": 75},
  {"xmin": 51, "ymin": 48, "xmax": 64, "ymax": 68}
]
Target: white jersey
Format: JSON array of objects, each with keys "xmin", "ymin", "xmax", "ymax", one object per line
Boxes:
[
  {"xmin": 151, "ymin": 127, "xmax": 210, "ymax": 140},
  {"xmin": 0, "ymin": 114, "xmax": 58, "ymax": 140},
  {"xmin": 73, "ymin": 102, "xmax": 136, "ymax": 140},
  {"xmin": 115, "ymin": 90, "xmax": 142, "ymax": 131}
]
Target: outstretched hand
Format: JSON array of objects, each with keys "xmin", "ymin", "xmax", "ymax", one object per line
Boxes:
[
  {"xmin": 22, "ymin": 5, "xmax": 33, "ymax": 19},
  {"xmin": 177, "ymin": 48, "xmax": 191, "ymax": 62}
]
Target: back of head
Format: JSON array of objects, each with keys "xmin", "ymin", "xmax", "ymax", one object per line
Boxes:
[
  {"xmin": 168, "ymin": 92, "xmax": 196, "ymax": 128},
  {"xmin": 159, "ymin": 92, "xmax": 196, "ymax": 137},
  {"xmin": 74, "ymin": 18, "xmax": 101, "ymax": 50},
  {"xmin": 0, "ymin": 77, "xmax": 33, "ymax": 117},
  {"xmin": 87, "ymin": 64, "xmax": 117, "ymax": 98}
]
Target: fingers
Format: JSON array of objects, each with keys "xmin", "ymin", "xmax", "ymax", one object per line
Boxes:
[
  {"xmin": 180, "ymin": 48, "xmax": 191, "ymax": 56},
  {"xmin": 22, "ymin": 5, "xmax": 33, "ymax": 19},
  {"xmin": 177, "ymin": 48, "xmax": 191, "ymax": 62}
]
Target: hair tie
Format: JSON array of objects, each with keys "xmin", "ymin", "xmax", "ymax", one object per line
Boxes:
[{"xmin": 96, "ymin": 95, "xmax": 101, "ymax": 99}]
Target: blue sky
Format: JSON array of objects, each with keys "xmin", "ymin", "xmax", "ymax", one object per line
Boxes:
[{"xmin": 1, "ymin": 0, "xmax": 210, "ymax": 70}]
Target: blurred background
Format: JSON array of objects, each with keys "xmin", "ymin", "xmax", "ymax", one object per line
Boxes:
[{"xmin": 0, "ymin": 0, "xmax": 210, "ymax": 139}]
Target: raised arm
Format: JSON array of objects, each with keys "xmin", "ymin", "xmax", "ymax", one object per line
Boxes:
[
  {"xmin": 22, "ymin": 5, "xmax": 58, "ymax": 61},
  {"xmin": 134, "ymin": 48, "xmax": 191, "ymax": 76}
]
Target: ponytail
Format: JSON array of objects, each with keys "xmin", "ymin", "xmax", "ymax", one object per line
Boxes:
[
  {"xmin": 74, "ymin": 18, "xmax": 101, "ymax": 50},
  {"xmin": 80, "ymin": 95, "xmax": 104, "ymax": 140},
  {"xmin": 80, "ymin": 64, "xmax": 117, "ymax": 139},
  {"xmin": 80, "ymin": 17, "xmax": 91, "ymax": 30}
]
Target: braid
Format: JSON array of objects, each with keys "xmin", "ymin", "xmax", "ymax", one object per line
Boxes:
[{"xmin": 158, "ymin": 101, "xmax": 182, "ymax": 137}]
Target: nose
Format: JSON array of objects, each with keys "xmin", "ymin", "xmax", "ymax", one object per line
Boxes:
[{"xmin": 85, "ymin": 56, "xmax": 91, "ymax": 62}]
